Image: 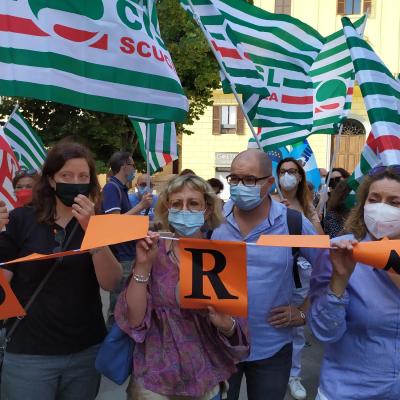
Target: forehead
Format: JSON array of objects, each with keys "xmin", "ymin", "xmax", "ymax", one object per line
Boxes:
[
  {"xmin": 169, "ymin": 185, "xmax": 205, "ymax": 202},
  {"xmin": 137, "ymin": 175, "xmax": 148, "ymax": 184},
  {"xmin": 280, "ymin": 161, "xmax": 298, "ymax": 170},
  {"xmin": 16, "ymin": 176, "xmax": 34, "ymax": 186},
  {"xmin": 58, "ymin": 158, "xmax": 89, "ymax": 172},
  {"xmin": 231, "ymin": 157, "xmax": 261, "ymax": 175},
  {"xmin": 368, "ymin": 178, "xmax": 400, "ymax": 197},
  {"xmin": 331, "ymin": 171, "xmax": 342, "ymax": 178}
]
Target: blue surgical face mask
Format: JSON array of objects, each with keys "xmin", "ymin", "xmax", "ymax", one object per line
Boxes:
[
  {"xmin": 230, "ymin": 184, "xmax": 263, "ymax": 211},
  {"xmin": 126, "ymin": 171, "xmax": 135, "ymax": 183},
  {"xmin": 168, "ymin": 209, "xmax": 205, "ymax": 237},
  {"xmin": 138, "ymin": 186, "xmax": 148, "ymax": 197}
]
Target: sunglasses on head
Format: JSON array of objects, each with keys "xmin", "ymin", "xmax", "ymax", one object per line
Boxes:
[
  {"xmin": 15, "ymin": 169, "xmax": 37, "ymax": 178},
  {"xmin": 367, "ymin": 165, "xmax": 400, "ymax": 177}
]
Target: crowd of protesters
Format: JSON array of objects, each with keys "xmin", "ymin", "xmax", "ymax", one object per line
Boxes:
[{"xmin": 0, "ymin": 140, "xmax": 399, "ymax": 400}]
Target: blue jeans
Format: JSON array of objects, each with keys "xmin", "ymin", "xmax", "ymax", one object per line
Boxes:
[
  {"xmin": 1, "ymin": 344, "xmax": 101, "ymax": 400},
  {"xmin": 227, "ymin": 343, "xmax": 293, "ymax": 400}
]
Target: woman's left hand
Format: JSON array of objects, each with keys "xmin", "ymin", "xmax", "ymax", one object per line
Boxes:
[
  {"xmin": 268, "ymin": 305, "xmax": 305, "ymax": 328},
  {"xmin": 208, "ymin": 306, "xmax": 235, "ymax": 335},
  {"xmin": 71, "ymin": 194, "xmax": 95, "ymax": 231}
]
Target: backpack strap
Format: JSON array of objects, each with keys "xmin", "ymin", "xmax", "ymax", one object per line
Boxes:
[
  {"xmin": 286, "ymin": 208, "xmax": 303, "ymax": 289},
  {"xmin": 108, "ymin": 180, "xmax": 122, "ymax": 204}
]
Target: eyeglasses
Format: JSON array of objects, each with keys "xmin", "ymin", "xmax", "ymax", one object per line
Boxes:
[
  {"xmin": 138, "ymin": 183, "xmax": 153, "ymax": 189},
  {"xmin": 226, "ymin": 175, "xmax": 270, "ymax": 187},
  {"xmin": 279, "ymin": 168, "xmax": 298, "ymax": 176},
  {"xmin": 368, "ymin": 165, "xmax": 400, "ymax": 177},
  {"xmin": 15, "ymin": 169, "xmax": 37, "ymax": 178},
  {"xmin": 53, "ymin": 228, "xmax": 66, "ymax": 253}
]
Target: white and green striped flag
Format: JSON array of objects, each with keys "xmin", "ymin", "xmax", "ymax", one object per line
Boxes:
[
  {"xmin": 0, "ymin": 1, "xmax": 188, "ymax": 122},
  {"xmin": 180, "ymin": 0, "xmax": 269, "ymax": 120},
  {"xmin": 342, "ymin": 17, "xmax": 400, "ymax": 189},
  {"xmin": 250, "ymin": 15, "xmax": 367, "ymax": 150},
  {"xmin": 131, "ymin": 120, "xmax": 178, "ymax": 174},
  {"xmin": 3, "ymin": 108, "xmax": 46, "ymax": 170}
]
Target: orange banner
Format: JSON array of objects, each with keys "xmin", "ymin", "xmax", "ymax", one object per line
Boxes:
[
  {"xmin": 0, "ymin": 250, "xmax": 88, "ymax": 267},
  {"xmin": 81, "ymin": 214, "xmax": 149, "ymax": 250},
  {"xmin": 0, "ymin": 270, "xmax": 26, "ymax": 320},
  {"xmin": 179, "ymin": 238, "xmax": 247, "ymax": 317},
  {"xmin": 352, "ymin": 239, "xmax": 400, "ymax": 274},
  {"xmin": 257, "ymin": 234, "xmax": 330, "ymax": 248}
]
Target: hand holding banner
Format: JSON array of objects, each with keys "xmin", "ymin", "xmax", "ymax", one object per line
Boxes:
[
  {"xmin": 0, "ymin": 270, "xmax": 25, "ymax": 319},
  {"xmin": 179, "ymin": 238, "xmax": 247, "ymax": 317},
  {"xmin": 352, "ymin": 239, "xmax": 400, "ymax": 274}
]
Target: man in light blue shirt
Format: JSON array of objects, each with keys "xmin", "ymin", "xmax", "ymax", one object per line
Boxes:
[{"xmin": 212, "ymin": 149, "xmax": 330, "ymax": 400}]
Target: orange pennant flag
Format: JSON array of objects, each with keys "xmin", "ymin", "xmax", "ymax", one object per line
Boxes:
[
  {"xmin": 352, "ymin": 239, "xmax": 400, "ymax": 273},
  {"xmin": 257, "ymin": 235, "xmax": 330, "ymax": 248},
  {"xmin": 0, "ymin": 270, "xmax": 26, "ymax": 319},
  {"xmin": 0, "ymin": 250, "xmax": 88, "ymax": 267},
  {"xmin": 179, "ymin": 238, "xmax": 247, "ymax": 317},
  {"xmin": 80, "ymin": 214, "xmax": 149, "ymax": 250}
]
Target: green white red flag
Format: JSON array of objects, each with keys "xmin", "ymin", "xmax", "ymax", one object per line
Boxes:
[
  {"xmin": 3, "ymin": 108, "xmax": 46, "ymax": 171},
  {"xmin": 131, "ymin": 120, "xmax": 178, "ymax": 174},
  {"xmin": 342, "ymin": 17, "xmax": 400, "ymax": 188},
  {"xmin": 0, "ymin": 0, "xmax": 188, "ymax": 122}
]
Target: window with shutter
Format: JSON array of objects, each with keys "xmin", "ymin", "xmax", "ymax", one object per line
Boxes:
[
  {"xmin": 237, "ymin": 108, "xmax": 245, "ymax": 134},
  {"xmin": 337, "ymin": 0, "xmax": 345, "ymax": 14},
  {"xmin": 275, "ymin": 0, "xmax": 292, "ymax": 15},
  {"xmin": 220, "ymin": 105, "xmax": 237, "ymax": 134},
  {"xmin": 212, "ymin": 106, "xmax": 221, "ymax": 135},
  {"xmin": 363, "ymin": 0, "xmax": 373, "ymax": 14}
]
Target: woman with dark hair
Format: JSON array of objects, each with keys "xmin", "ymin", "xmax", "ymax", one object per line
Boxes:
[
  {"xmin": 0, "ymin": 141, "xmax": 122, "ymax": 400},
  {"xmin": 272, "ymin": 157, "xmax": 322, "ymax": 400},
  {"xmin": 275, "ymin": 157, "xmax": 323, "ymax": 234},
  {"xmin": 328, "ymin": 167, "xmax": 350, "ymax": 190},
  {"xmin": 309, "ymin": 165, "xmax": 400, "ymax": 400},
  {"xmin": 12, "ymin": 169, "xmax": 39, "ymax": 207},
  {"xmin": 323, "ymin": 178, "xmax": 353, "ymax": 238}
]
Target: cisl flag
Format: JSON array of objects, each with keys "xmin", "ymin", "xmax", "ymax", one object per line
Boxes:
[
  {"xmin": 0, "ymin": 133, "xmax": 19, "ymax": 210},
  {"xmin": 0, "ymin": 1, "xmax": 188, "ymax": 122}
]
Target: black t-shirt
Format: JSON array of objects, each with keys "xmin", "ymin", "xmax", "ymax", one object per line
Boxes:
[{"xmin": 0, "ymin": 207, "xmax": 107, "ymax": 355}]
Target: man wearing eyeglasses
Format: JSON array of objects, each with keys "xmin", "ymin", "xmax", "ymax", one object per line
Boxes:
[
  {"xmin": 212, "ymin": 149, "xmax": 330, "ymax": 400},
  {"xmin": 128, "ymin": 173, "xmax": 158, "ymax": 222},
  {"xmin": 101, "ymin": 152, "xmax": 153, "ymax": 327}
]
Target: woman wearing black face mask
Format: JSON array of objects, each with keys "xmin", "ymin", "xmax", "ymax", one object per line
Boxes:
[{"xmin": 0, "ymin": 141, "xmax": 122, "ymax": 400}]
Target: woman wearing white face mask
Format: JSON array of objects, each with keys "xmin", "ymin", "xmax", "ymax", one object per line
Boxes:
[
  {"xmin": 274, "ymin": 158, "xmax": 323, "ymax": 234},
  {"xmin": 309, "ymin": 165, "xmax": 400, "ymax": 400},
  {"xmin": 114, "ymin": 174, "xmax": 249, "ymax": 400}
]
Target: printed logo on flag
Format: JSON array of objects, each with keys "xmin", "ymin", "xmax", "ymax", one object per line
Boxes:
[
  {"xmin": 314, "ymin": 78, "xmax": 347, "ymax": 114},
  {"xmin": 28, "ymin": 0, "xmax": 108, "ymax": 49}
]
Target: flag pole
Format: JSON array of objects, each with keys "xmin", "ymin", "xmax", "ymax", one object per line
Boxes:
[
  {"xmin": 3, "ymin": 102, "xmax": 19, "ymax": 131},
  {"xmin": 186, "ymin": 0, "xmax": 262, "ymax": 150},
  {"xmin": 145, "ymin": 123, "xmax": 151, "ymax": 187}
]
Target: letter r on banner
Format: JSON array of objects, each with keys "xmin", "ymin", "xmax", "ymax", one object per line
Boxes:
[{"xmin": 179, "ymin": 238, "xmax": 247, "ymax": 317}]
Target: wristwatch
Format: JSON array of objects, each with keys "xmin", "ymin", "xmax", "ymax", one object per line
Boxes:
[{"xmin": 298, "ymin": 308, "xmax": 306, "ymax": 325}]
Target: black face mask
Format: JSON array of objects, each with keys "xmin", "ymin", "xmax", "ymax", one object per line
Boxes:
[{"xmin": 55, "ymin": 182, "xmax": 91, "ymax": 207}]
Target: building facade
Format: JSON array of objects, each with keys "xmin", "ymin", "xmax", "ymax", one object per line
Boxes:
[{"xmin": 181, "ymin": 0, "xmax": 400, "ymax": 195}]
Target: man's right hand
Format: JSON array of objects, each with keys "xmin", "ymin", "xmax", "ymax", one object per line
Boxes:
[
  {"xmin": 139, "ymin": 193, "xmax": 153, "ymax": 210},
  {"xmin": 0, "ymin": 201, "xmax": 9, "ymax": 230}
]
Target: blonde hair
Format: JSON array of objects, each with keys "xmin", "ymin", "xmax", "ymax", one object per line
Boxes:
[
  {"xmin": 155, "ymin": 174, "xmax": 224, "ymax": 231},
  {"xmin": 345, "ymin": 169, "xmax": 400, "ymax": 240}
]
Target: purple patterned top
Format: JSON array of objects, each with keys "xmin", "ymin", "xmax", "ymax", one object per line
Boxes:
[{"xmin": 115, "ymin": 239, "xmax": 249, "ymax": 397}]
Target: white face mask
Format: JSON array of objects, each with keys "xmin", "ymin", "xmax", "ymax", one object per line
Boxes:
[
  {"xmin": 364, "ymin": 202, "xmax": 400, "ymax": 239},
  {"xmin": 279, "ymin": 173, "xmax": 298, "ymax": 191}
]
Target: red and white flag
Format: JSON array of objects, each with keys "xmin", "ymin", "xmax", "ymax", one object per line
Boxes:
[{"xmin": 0, "ymin": 132, "xmax": 20, "ymax": 210}]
